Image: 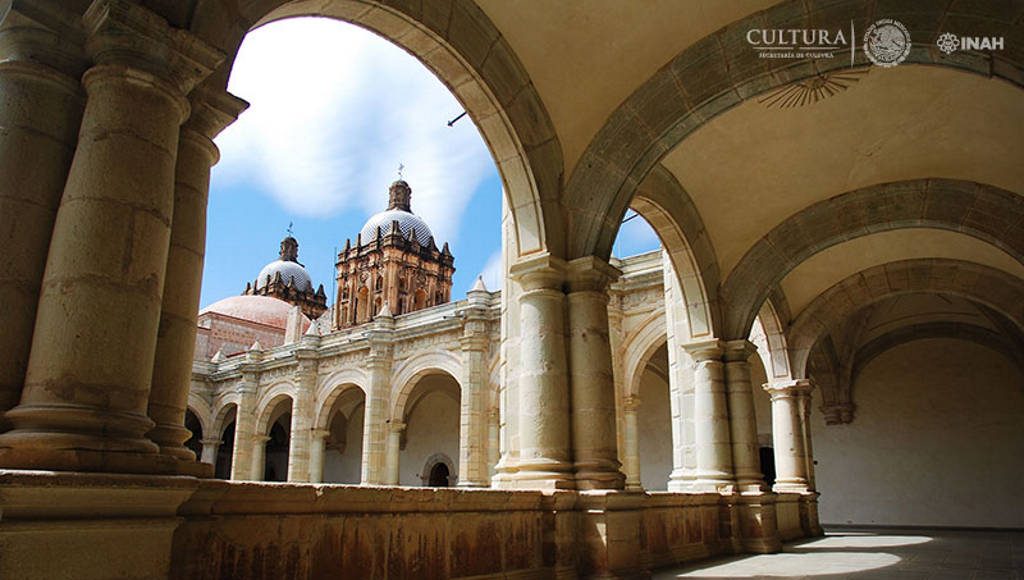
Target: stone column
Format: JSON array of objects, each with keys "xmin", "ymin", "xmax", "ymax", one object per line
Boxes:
[
  {"xmin": 0, "ymin": 0, "xmax": 223, "ymax": 472},
  {"xmin": 566, "ymin": 256, "xmax": 625, "ymax": 490},
  {"xmin": 664, "ymin": 254, "xmax": 696, "ymax": 491},
  {"xmin": 458, "ymin": 286, "xmax": 491, "ymax": 487},
  {"xmin": 309, "ymin": 428, "xmax": 329, "ymax": 483},
  {"xmin": 683, "ymin": 340, "xmax": 735, "ymax": 492},
  {"xmin": 764, "ymin": 379, "xmax": 814, "ymax": 492},
  {"xmin": 199, "ymin": 438, "xmax": 221, "ymax": 466},
  {"xmin": 509, "ymin": 254, "xmax": 573, "ymax": 489},
  {"xmin": 287, "ymin": 354, "xmax": 317, "ymax": 482},
  {"xmin": 251, "ymin": 435, "xmax": 270, "ymax": 481},
  {"xmin": 724, "ymin": 340, "xmax": 766, "ymax": 492},
  {"xmin": 621, "ymin": 395, "xmax": 642, "ymax": 491},
  {"xmin": 230, "ymin": 369, "xmax": 259, "ymax": 480},
  {"xmin": 384, "ymin": 421, "xmax": 405, "ymax": 485},
  {"xmin": 146, "ymin": 89, "xmax": 246, "ymax": 465},
  {"xmin": 360, "ymin": 317, "xmax": 393, "ymax": 484},
  {"xmin": 0, "ymin": 4, "xmax": 87, "ymax": 425},
  {"xmin": 487, "ymin": 408, "xmax": 500, "ymax": 479}
]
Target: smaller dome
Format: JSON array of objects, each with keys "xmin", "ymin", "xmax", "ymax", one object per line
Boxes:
[
  {"xmin": 256, "ymin": 259, "xmax": 313, "ymax": 292},
  {"xmin": 200, "ymin": 295, "xmax": 310, "ymax": 329},
  {"xmin": 360, "ymin": 209, "xmax": 434, "ymax": 244}
]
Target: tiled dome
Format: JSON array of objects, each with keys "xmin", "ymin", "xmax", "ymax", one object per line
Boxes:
[
  {"xmin": 256, "ymin": 259, "xmax": 313, "ymax": 292},
  {"xmin": 359, "ymin": 209, "xmax": 434, "ymax": 244},
  {"xmin": 200, "ymin": 295, "xmax": 310, "ymax": 330}
]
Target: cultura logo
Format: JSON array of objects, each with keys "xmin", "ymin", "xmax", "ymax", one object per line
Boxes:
[
  {"xmin": 935, "ymin": 32, "xmax": 1004, "ymax": 54},
  {"xmin": 863, "ymin": 18, "xmax": 911, "ymax": 68}
]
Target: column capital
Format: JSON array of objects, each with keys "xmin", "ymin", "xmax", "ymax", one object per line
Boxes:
[
  {"xmin": 623, "ymin": 394, "xmax": 641, "ymax": 412},
  {"xmin": 253, "ymin": 435, "xmax": 272, "ymax": 444},
  {"xmin": 199, "ymin": 438, "xmax": 221, "ymax": 447},
  {"xmin": 387, "ymin": 421, "xmax": 406, "ymax": 433},
  {"xmin": 509, "ymin": 252, "xmax": 566, "ymax": 292},
  {"xmin": 83, "ymin": 0, "xmax": 224, "ymax": 95},
  {"xmin": 565, "ymin": 255, "xmax": 621, "ymax": 294},
  {"xmin": 311, "ymin": 428, "xmax": 330, "ymax": 440},
  {"xmin": 1, "ymin": 0, "xmax": 89, "ymax": 77},
  {"xmin": 723, "ymin": 339, "xmax": 757, "ymax": 362},
  {"xmin": 763, "ymin": 379, "xmax": 814, "ymax": 399},
  {"xmin": 682, "ymin": 339, "xmax": 724, "ymax": 362},
  {"xmin": 820, "ymin": 402, "xmax": 854, "ymax": 425}
]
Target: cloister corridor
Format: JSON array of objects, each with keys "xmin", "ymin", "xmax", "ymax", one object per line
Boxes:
[{"xmin": 655, "ymin": 529, "xmax": 1024, "ymax": 580}]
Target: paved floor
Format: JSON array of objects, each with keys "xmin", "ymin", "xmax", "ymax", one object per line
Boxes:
[{"xmin": 653, "ymin": 528, "xmax": 1024, "ymax": 579}]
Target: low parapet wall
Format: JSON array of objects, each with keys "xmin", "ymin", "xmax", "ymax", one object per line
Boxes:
[{"xmin": 0, "ymin": 471, "xmax": 820, "ymax": 579}]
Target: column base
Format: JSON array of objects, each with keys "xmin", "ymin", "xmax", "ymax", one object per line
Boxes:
[
  {"xmin": 147, "ymin": 423, "xmax": 197, "ymax": 462},
  {"xmin": 510, "ymin": 459, "xmax": 576, "ymax": 489},
  {"xmin": 0, "ymin": 447, "xmax": 212, "ymax": 477},
  {"xmin": 574, "ymin": 459, "xmax": 626, "ymax": 490}
]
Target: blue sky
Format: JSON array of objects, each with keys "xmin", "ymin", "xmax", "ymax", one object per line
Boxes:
[{"xmin": 201, "ymin": 17, "xmax": 659, "ymax": 309}]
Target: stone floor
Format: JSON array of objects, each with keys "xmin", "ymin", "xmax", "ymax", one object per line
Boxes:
[{"xmin": 654, "ymin": 528, "xmax": 1024, "ymax": 579}]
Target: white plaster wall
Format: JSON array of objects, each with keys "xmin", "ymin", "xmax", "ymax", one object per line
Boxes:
[
  {"xmin": 323, "ymin": 404, "xmax": 364, "ymax": 484},
  {"xmin": 814, "ymin": 338, "xmax": 1024, "ymax": 528},
  {"xmin": 638, "ymin": 364, "xmax": 672, "ymax": 490},
  {"xmin": 400, "ymin": 389, "xmax": 460, "ymax": 486}
]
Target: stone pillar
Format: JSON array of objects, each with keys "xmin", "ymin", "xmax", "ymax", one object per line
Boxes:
[
  {"xmin": 309, "ymin": 428, "xmax": 329, "ymax": 483},
  {"xmin": 724, "ymin": 340, "xmax": 766, "ymax": 492},
  {"xmin": 287, "ymin": 355, "xmax": 317, "ymax": 482},
  {"xmin": 683, "ymin": 340, "xmax": 735, "ymax": 492},
  {"xmin": 251, "ymin": 435, "xmax": 270, "ymax": 481},
  {"xmin": 146, "ymin": 89, "xmax": 246, "ymax": 465},
  {"xmin": 0, "ymin": 0, "xmax": 223, "ymax": 472},
  {"xmin": 621, "ymin": 395, "xmax": 642, "ymax": 491},
  {"xmin": 566, "ymin": 256, "xmax": 626, "ymax": 490},
  {"xmin": 487, "ymin": 407, "xmax": 500, "ymax": 478},
  {"xmin": 458, "ymin": 286, "xmax": 490, "ymax": 487},
  {"xmin": 664, "ymin": 253, "xmax": 696, "ymax": 491},
  {"xmin": 360, "ymin": 317, "xmax": 393, "ymax": 484},
  {"xmin": 764, "ymin": 379, "xmax": 814, "ymax": 492},
  {"xmin": 0, "ymin": 4, "xmax": 87, "ymax": 425},
  {"xmin": 384, "ymin": 421, "xmax": 405, "ymax": 485},
  {"xmin": 509, "ymin": 254, "xmax": 573, "ymax": 489},
  {"xmin": 199, "ymin": 438, "xmax": 221, "ymax": 466},
  {"xmin": 230, "ymin": 370, "xmax": 259, "ymax": 480}
]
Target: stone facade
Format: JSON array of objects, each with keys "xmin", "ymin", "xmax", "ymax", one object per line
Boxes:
[{"xmin": 334, "ymin": 180, "xmax": 454, "ymax": 327}]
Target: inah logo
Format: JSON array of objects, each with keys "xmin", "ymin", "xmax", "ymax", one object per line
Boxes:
[
  {"xmin": 936, "ymin": 32, "xmax": 1004, "ymax": 54},
  {"xmin": 863, "ymin": 18, "xmax": 911, "ymax": 67}
]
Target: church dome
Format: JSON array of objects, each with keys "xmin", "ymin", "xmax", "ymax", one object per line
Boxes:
[
  {"xmin": 360, "ymin": 209, "xmax": 433, "ymax": 244},
  {"xmin": 255, "ymin": 259, "xmax": 313, "ymax": 292},
  {"xmin": 200, "ymin": 295, "xmax": 309, "ymax": 329},
  {"xmin": 358, "ymin": 179, "xmax": 434, "ymax": 244}
]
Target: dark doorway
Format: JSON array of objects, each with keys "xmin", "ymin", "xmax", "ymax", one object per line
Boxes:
[
  {"xmin": 215, "ymin": 421, "xmax": 235, "ymax": 479},
  {"xmin": 428, "ymin": 462, "xmax": 450, "ymax": 487},
  {"xmin": 759, "ymin": 446, "xmax": 776, "ymax": 487},
  {"xmin": 184, "ymin": 410, "xmax": 203, "ymax": 459}
]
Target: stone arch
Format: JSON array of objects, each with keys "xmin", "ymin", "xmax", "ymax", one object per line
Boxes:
[
  {"xmin": 621, "ymin": 310, "xmax": 669, "ymax": 400},
  {"xmin": 629, "ymin": 165, "xmax": 719, "ymax": 339},
  {"xmin": 210, "ymin": 393, "xmax": 240, "ymax": 439},
  {"xmin": 788, "ymin": 259, "xmax": 1024, "ymax": 379},
  {"xmin": 562, "ymin": 0, "xmax": 1024, "ymax": 259},
  {"xmin": 255, "ymin": 383, "xmax": 298, "ymax": 435},
  {"xmin": 390, "ymin": 350, "xmax": 463, "ymax": 421},
  {"xmin": 188, "ymin": 0, "xmax": 563, "ymax": 258},
  {"xmin": 186, "ymin": 393, "xmax": 213, "ymax": 438},
  {"xmin": 851, "ymin": 321, "xmax": 1024, "ymax": 385},
  {"xmin": 315, "ymin": 381, "xmax": 368, "ymax": 431},
  {"xmin": 751, "ymin": 298, "xmax": 792, "ymax": 382},
  {"xmin": 420, "ymin": 452, "xmax": 457, "ymax": 487},
  {"xmin": 722, "ymin": 179, "xmax": 1024, "ymax": 339}
]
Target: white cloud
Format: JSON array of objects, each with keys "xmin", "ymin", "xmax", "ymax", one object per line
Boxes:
[
  {"xmin": 215, "ymin": 17, "xmax": 493, "ymax": 246},
  {"xmin": 475, "ymin": 250, "xmax": 503, "ymax": 292}
]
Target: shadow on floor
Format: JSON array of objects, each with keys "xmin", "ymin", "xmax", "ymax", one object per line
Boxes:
[{"xmin": 652, "ymin": 527, "xmax": 1024, "ymax": 579}]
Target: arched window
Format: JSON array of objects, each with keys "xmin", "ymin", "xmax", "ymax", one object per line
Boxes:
[{"xmin": 375, "ymin": 275, "xmax": 384, "ymax": 291}]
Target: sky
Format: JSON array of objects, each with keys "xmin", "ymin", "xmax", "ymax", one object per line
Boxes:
[{"xmin": 201, "ymin": 17, "xmax": 659, "ymax": 309}]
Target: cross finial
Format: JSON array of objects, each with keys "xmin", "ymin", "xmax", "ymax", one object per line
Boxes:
[
  {"xmin": 397, "ymin": 163, "xmax": 404, "ymax": 179},
  {"xmin": 287, "ymin": 221, "xmax": 294, "ymax": 236}
]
